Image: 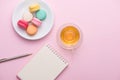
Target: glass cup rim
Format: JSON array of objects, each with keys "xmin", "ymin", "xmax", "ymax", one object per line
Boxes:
[{"xmin": 57, "ymin": 23, "xmax": 82, "ymax": 50}]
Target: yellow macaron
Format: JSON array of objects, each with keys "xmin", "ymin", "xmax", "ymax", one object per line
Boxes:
[{"xmin": 29, "ymin": 3, "xmax": 40, "ymax": 13}]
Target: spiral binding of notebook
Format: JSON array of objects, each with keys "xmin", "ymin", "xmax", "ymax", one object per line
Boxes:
[
  {"xmin": 46, "ymin": 44, "xmax": 68, "ymax": 65},
  {"xmin": 17, "ymin": 44, "xmax": 68, "ymax": 80}
]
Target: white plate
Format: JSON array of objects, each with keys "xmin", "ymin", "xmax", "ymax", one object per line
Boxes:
[{"xmin": 12, "ymin": 0, "xmax": 54, "ymax": 40}]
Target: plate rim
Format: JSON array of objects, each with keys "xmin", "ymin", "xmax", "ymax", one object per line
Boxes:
[{"xmin": 12, "ymin": 0, "xmax": 54, "ymax": 40}]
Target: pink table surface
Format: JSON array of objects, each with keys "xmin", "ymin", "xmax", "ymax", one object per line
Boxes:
[{"xmin": 0, "ymin": 0, "xmax": 120, "ymax": 80}]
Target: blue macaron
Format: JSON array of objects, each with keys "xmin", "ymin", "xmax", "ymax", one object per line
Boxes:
[{"xmin": 36, "ymin": 9, "xmax": 47, "ymax": 21}]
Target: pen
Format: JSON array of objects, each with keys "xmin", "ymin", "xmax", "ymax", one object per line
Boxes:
[{"xmin": 0, "ymin": 53, "xmax": 32, "ymax": 63}]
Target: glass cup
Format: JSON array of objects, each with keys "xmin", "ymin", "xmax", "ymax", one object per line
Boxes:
[{"xmin": 57, "ymin": 23, "xmax": 82, "ymax": 50}]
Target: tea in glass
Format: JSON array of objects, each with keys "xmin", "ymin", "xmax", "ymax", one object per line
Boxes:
[{"xmin": 57, "ymin": 23, "xmax": 81, "ymax": 50}]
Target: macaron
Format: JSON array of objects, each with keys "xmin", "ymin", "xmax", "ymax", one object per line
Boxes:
[
  {"xmin": 22, "ymin": 11, "xmax": 33, "ymax": 22},
  {"xmin": 26, "ymin": 24, "xmax": 38, "ymax": 36},
  {"xmin": 29, "ymin": 3, "xmax": 40, "ymax": 13},
  {"xmin": 17, "ymin": 20, "xmax": 28, "ymax": 29},
  {"xmin": 31, "ymin": 17, "xmax": 42, "ymax": 27},
  {"xmin": 36, "ymin": 9, "xmax": 47, "ymax": 21}
]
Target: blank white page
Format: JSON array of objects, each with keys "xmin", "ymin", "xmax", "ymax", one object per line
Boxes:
[{"xmin": 17, "ymin": 44, "xmax": 68, "ymax": 80}]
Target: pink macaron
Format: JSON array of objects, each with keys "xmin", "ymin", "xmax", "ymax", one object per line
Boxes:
[
  {"xmin": 31, "ymin": 17, "xmax": 42, "ymax": 27},
  {"xmin": 17, "ymin": 20, "xmax": 28, "ymax": 29}
]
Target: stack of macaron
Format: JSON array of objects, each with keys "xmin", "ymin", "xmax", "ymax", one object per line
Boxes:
[{"xmin": 17, "ymin": 3, "xmax": 47, "ymax": 36}]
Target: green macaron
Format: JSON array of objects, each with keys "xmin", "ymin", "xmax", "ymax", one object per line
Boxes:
[{"xmin": 36, "ymin": 9, "xmax": 47, "ymax": 21}]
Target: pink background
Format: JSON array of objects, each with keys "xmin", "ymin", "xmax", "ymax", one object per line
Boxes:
[{"xmin": 0, "ymin": 0, "xmax": 120, "ymax": 80}]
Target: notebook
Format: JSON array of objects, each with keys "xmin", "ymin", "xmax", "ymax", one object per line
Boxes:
[{"xmin": 17, "ymin": 44, "xmax": 68, "ymax": 80}]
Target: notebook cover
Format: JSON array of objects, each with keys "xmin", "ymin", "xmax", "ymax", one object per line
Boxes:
[{"xmin": 17, "ymin": 44, "xmax": 68, "ymax": 80}]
